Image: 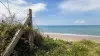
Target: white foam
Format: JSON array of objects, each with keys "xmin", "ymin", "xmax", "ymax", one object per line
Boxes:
[{"xmin": 44, "ymin": 32, "xmax": 100, "ymax": 37}]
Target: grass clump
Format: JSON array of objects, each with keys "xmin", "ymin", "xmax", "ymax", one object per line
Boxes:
[
  {"xmin": 34, "ymin": 37, "xmax": 100, "ymax": 56},
  {"xmin": 0, "ymin": 23, "xmax": 22, "ymax": 54}
]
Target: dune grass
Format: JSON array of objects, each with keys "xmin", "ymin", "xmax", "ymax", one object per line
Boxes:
[
  {"xmin": 35, "ymin": 37, "xmax": 100, "ymax": 56},
  {"xmin": 0, "ymin": 23, "xmax": 22, "ymax": 54},
  {"xmin": 0, "ymin": 23, "xmax": 100, "ymax": 56}
]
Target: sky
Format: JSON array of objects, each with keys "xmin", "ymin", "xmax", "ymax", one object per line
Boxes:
[{"xmin": 0, "ymin": 0, "xmax": 100, "ymax": 25}]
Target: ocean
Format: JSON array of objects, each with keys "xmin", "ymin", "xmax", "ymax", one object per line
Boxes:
[{"xmin": 38, "ymin": 25, "xmax": 100, "ymax": 36}]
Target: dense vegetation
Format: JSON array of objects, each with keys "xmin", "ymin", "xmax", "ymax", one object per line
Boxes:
[
  {"xmin": 35, "ymin": 37, "xmax": 100, "ymax": 56},
  {"xmin": 0, "ymin": 23, "xmax": 43, "ymax": 56},
  {"xmin": 0, "ymin": 23, "xmax": 100, "ymax": 56},
  {"xmin": 0, "ymin": 23, "xmax": 22, "ymax": 54}
]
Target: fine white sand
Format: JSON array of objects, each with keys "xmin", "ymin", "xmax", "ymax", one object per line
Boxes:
[{"xmin": 44, "ymin": 33, "xmax": 100, "ymax": 42}]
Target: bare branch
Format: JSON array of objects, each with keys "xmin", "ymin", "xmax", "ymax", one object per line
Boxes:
[
  {"xmin": 0, "ymin": 0, "xmax": 13, "ymax": 23},
  {"xmin": 7, "ymin": 0, "xmax": 10, "ymax": 14}
]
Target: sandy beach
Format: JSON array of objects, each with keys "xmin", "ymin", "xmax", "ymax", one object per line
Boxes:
[{"xmin": 44, "ymin": 33, "xmax": 100, "ymax": 42}]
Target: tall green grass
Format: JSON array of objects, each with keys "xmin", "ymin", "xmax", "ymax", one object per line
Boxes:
[{"xmin": 35, "ymin": 37, "xmax": 100, "ymax": 56}]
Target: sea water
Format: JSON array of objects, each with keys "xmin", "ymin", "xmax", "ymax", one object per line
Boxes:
[{"xmin": 38, "ymin": 25, "xmax": 100, "ymax": 36}]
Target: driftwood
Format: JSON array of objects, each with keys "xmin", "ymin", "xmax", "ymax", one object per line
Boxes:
[{"xmin": 2, "ymin": 9, "xmax": 34, "ymax": 56}]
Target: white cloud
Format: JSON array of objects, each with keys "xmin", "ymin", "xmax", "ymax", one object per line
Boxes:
[
  {"xmin": 59, "ymin": 0, "xmax": 100, "ymax": 12},
  {"xmin": 0, "ymin": 0, "xmax": 46, "ymax": 21},
  {"xmin": 10, "ymin": 0, "xmax": 28, "ymax": 5},
  {"xmin": 28, "ymin": 3, "xmax": 46, "ymax": 13},
  {"xmin": 74, "ymin": 20, "xmax": 85, "ymax": 24}
]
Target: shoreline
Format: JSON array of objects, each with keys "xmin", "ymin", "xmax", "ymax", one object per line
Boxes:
[
  {"xmin": 44, "ymin": 32, "xmax": 100, "ymax": 37},
  {"xmin": 44, "ymin": 32, "xmax": 100, "ymax": 42}
]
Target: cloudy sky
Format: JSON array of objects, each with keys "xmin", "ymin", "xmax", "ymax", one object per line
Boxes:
[{"xmin": 0, "ymin": 0, "xmax": 100, "ymax": 25}]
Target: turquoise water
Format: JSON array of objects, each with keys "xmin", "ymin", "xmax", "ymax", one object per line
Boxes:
[{"xmin": 38, "ymin": 25, "xmax": 100, "ymax": 36}]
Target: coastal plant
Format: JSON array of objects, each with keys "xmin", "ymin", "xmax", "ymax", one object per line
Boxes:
[
  {"xmin": 35, "ymin": 37, "xmax": 100, "ymax": 56},
  {"xmin": 0, "ymin": 0, "xmax": 28, "ymax": 54},
  {"xmin": 0, "ymin": 23, "xmax": 22, "ymax": 54}
]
